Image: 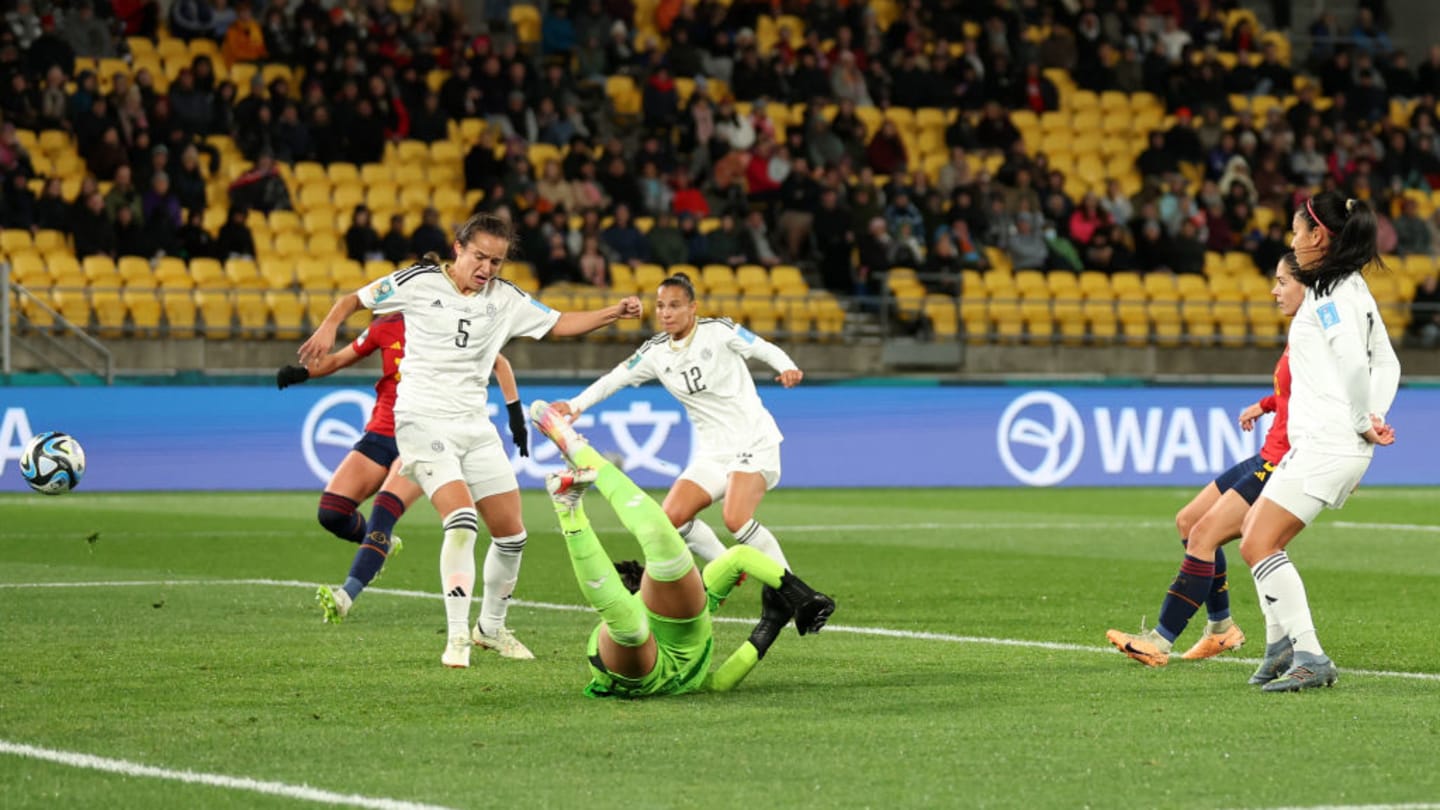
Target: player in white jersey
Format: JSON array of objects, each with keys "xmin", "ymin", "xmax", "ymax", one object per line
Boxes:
[
  {"xmin": 299, "ymin": 213, "xmax": 643, "ymax": 668},
  {"xmin": 1238, "ymin": 192, "xmax": 1401, "ymax": 692},
  {"xmin": 549, "ymin": 272, "xmax": 804, "ymax": 574}
]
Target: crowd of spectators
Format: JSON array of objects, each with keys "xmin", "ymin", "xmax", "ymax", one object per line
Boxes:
[{"xmin": 0, "ymin": 0, "xmax": 1437, "ymax": 340}]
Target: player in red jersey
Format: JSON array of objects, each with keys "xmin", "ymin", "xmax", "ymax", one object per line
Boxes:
[
  {"xmin": 277, "ymin": 314, "xmax": 530, "ymax": 624},
  {"xmin": 1106, "ymin": 254, "xmax": 1305, "ymax": 667}
]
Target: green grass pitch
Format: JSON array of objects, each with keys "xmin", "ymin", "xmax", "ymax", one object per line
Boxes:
[{"xmin": 2, "ymin": 487, "xmax": 1438, "ymax": 809}]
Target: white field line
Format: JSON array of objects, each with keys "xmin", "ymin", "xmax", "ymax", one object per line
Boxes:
[
  {"xmin": 0, "ymin": 740, "xmax": 460, "ymax": 810},
  {"xmin": 3, "ymin": 577, "xmax": 1438, "ymax": 683},
  {"xmin": 1240, "ymin": 805, "xmax": 1440, "ymax": 810}
]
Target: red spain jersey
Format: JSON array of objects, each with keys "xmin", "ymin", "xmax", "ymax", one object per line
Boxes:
[
  {"xmin": 1257, "ymin": 347, "xmax": 1291, "ymax": 464},
  {"xmin": 351, "ymin": 313, "xmax": 405, "ymax": 436}
]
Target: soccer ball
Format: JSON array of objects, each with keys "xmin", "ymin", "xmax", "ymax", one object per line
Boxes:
[{"xmin": 19, "ymin": 431, "xmax": 86, "ymax": 495}]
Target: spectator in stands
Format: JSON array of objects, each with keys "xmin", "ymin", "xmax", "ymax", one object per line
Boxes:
[
  {"xmin": 974, "ymin": 102, "xmax": 1021, "ymax": 153},
  {"xmin": 643, "ymin": 65, "xmax": 680, "ymax": 132},
  {"xmin": 220, "ymin": 1, "xmax": 266, "ymax": 63},
  {"xmin": 62, "ymin": 1, "xmax": 114, "ymax": 58},
  {"xmin": 740, "ymin": 209, "xmax": 781, "ymax": 268},
  {"xmin": 1067, "ymin": 193, "xmax": 1110, "ymax": 248},
  {"xmin": 142, "ymin": 170, "xmax": 181, "ymax": 237},
  {"xmin": 102, "ymin": 165, "xmax": 142, "ymax": 225},
  {"xmin": 1008, "ymin": 213, "xmax": 1050, "ymax": 271},
  {"xmin": 646, "ymin": 212, "xmax": 688, "ymax": 267},
  {"xmin": 678, "ymin": 212, "xmax": 709, "ymax": 265},
  {"xmin": 72, "ymin": 191, "xmax": 116, "ymax": 258},
  {"xmin": 573, "ymin": 234, "xmax": 607, "ymax": 288},
  {"xmin": 600, "ymin": 154, "xmax": 642, "ymax": 214},
  {"xmin": 638, "ymin": 161, "xmax": 674, "ymax": 217},
  {"xmin": 83, "ymin": 125, "xmax": 128, "ymax": 182},
  {"xmin": 344, "ymin": 205, "xmax": 383, "ymax": 263},
  {"xmin": 409, "ymin": 207, "xmax": 449, "ymax": 260},
  {"xmin": 866, "ymin": 121, "xmax": 908, "ymax": 176},
  {"xmin": 213, "ymin": 206, "xmax": 254, "ymax": 259},
  {"xmin": 2, "ymin": 72, "xmax": 40, "ymax": 131},
  {"xmin": 601, "ymin": 203, "xmax": 649, "ymax": 265},
  {"xmin": 227, "ymin": 153, "xmax": 290, "ymax": 213},
  {"xmin": 1350, "ymin": 7, "xmax": 1393, "ymax": 58},
  {"xmin": 113, "ymin": 204, "xmax": 152, "ymax": 258},
  {"xmin": 173, "ymin": 208, "xmax": 213, "ymax": 260},
  {"xmin": 811, "ymin": 187, "xmax": 853, "ymax": 294},
  {"xmin": 671, "ymin": 169, "xmax": 710, "ymax": 218},
  {"xmin": 830, "ymin": 50, "xmax": 872, "ymax": 106},
  {"xmin": 1409, "ymin": 275, "xmax": 1440, "ymax": 347},
  {"xmin": 0, "ymin": 170, "xmax": 36, "ymax": 230},
  {"xmin": 31, "ymin": 177, "xmax": 67, "ymax": 231},
  {"xmin": 375, "ymin": 214, "xmax": 408, "ymax": 264},
  {"xmin": 707, "ymin": 214, "xmax": 748, "ymax": 268},
  {"xmin": 343, "ymin": 98, "xmax": 387, "ymax": 165},
  {"xmin": 1394, "ymin": 198, "xmax": 1430, "ymax": 256}
]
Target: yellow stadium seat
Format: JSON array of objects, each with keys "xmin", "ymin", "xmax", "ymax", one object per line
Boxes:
[
  {"xmin": 124, "ymin": 289, "xmax": 162, "ymax": 334},
  {"xmin": 225, "ymin": 258, "xmax": 266, "ymax": 290},
  {"xmin": 267, "ymin": 291, "xmax": 306, "ymax": 339},
  {"xmin": 8, "ymin": 250, "xmax": 49, "ymax": 287},
  {"xmin": 160, "ymin": 289, "xmax": 197, "ymax": 337},
  {"xmin": 235, "ymin": 291, "xmax": 270, "ymax": 334},
  {"xmin": 197, "ymin": 291, "xmax": 234, "ymax": 338},
  {"xmin": 736, "ymin": 265, "xmax": 774, "ymax": 296},
  {"xmin": 741, "ymin": 296, "xmax": 780, "ymax": 335},
  {"xmin": 923, "ymin": 295, "xmax": 959, "ymax": 339},
  {"xmin": 1, "ymin": 229, "xmax": 34, "ymax": 254},
  {"xmin": 429, "ymin": 141, "xmax": 461, "ymax": 165},
  {"xmin": 92, "ymin": 290, "xmax": 128, "ymax": 337},
  {"xmin": 118, "ymin": 257, "xmax": 156, "ymax": 289},
  {"xmin": 82, "ymin": 255, "xmax": 121, "ymax": 290},
  {"xmin": 1224, "ymin": 252, "xmax": 1258, "ymax": 275}
]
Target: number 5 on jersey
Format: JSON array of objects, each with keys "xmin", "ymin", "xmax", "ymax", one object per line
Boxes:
[{"xmin": 456, "ymin": 318, "xmax": 471, "ymax": 348}]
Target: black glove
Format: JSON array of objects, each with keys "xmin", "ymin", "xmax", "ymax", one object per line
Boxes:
[
  {"xmin": 506, "ymin": 400, "xmax": 529, "ymax": 457},
  {"xmin": 276, "ymin": 365, "xmax": 310, "ymax": 390}
]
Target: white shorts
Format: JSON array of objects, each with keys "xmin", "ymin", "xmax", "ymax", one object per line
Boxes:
[
  {"xmin": 395, "ymin": 416, "xmax": 518, "ymax": 502},
  {"xmin": 1261, "ymin": 447, "xmax": 1372, "ymax": 525},
  {"xmin": 679, "ymin": 444, "xmax": 782, "ymax": 502}
]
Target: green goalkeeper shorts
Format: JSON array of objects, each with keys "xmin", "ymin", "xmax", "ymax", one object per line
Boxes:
[{"xmin": 583, "ymin": 610, "xmax": 715, "ymax": 699}]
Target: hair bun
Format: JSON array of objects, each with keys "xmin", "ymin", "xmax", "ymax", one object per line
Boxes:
[{"xmin": 1345, "ymin": 198, "xmax": 1358, "ymax": 213}]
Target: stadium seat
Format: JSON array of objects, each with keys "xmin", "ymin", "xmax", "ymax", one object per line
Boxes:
[
  {"xmin": 8, "ymin": 250, "xmax": 49, "ymax": 287},
  {"xmin": 118, "ymin": 257, "xmax": 156, "ymax": 290},
  {"xmin": 47, "ymin": 254, "xmax": 85, "ymax": 289},
  {"xmin": 225, "ymin": 258, "xmax": 266, "ymax": 290},
  {"xmin": 809, "ymin": 292, "xmax": 846, "ymax": 341},
  {"xmin": 771, "ymin": 265, "xmax": 809, "ymax": 296},
  {"xmin": 91, "ymin": 291, "xmax": 127, "ymax": 337},
  {"xmin": 923, "ymin": 295, "xmax": 959, "ymax": 339},
  {"xmin": 235, "ymin": 292, "xmax": 270, "ymax": 335},
  {"xmin": 82, "ymin": 255, "xmax": 121, "ymax": 290},
  {"xmin": 125, "ymin": 289, "xmax": 162, "ymax": 334},
  {"xmin": 197, "ymin": 291, "xmax": 234, "ymax": 338},
  {"xmin": 154, "ymin": 257, "xmax": 193, "ymax": 290},
  {"xmin": 741, "ymin": 296, "xmax": 780, "ymax": 335},
  {"xmin": 32, "ymin": 229, "xmax": 68, "ymax": 254}
]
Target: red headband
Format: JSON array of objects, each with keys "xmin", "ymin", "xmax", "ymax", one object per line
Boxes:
[{"xmin": 1305, "ymin": 199, "xmax": 1334, "ymax": 238}]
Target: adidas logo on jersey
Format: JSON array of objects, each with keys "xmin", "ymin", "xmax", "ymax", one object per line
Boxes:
[{"xmin": 431, "ymin": 299, "xmax": 444, "ymax": 308}]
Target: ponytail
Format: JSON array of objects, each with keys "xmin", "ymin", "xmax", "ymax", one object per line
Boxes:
[{"xmin": 1295, "ymin": 191, "xmax": 1385, "ymax": 297}]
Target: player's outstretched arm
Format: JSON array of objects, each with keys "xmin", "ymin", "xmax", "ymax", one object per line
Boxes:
[
  {"xmin": 549, "ymin": 296, "xmax": 643, "ymax": 338},
  {"xmin": 299, "ymin": 292, "xmax": 362, "ymax": 366},
  {"xmin": 707, "ymin": 587, "xmax": 796, "ymax": 692},
  {"xmin": 277, "ymin": 345, "xmax": 363, "ymax": 389}
]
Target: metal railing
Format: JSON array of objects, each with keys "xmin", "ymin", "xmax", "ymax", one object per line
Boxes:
[{"xmin": 2, "ymin": 263, "xmax": 115, "ymax": 385}]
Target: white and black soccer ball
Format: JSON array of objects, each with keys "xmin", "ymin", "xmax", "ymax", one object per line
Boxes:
[{"xmin": 19, "ymin": 431, "xmax": 86, "ymax": 495}]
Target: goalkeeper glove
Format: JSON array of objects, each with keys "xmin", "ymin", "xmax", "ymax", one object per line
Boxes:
[
  {"xmin": 506, "ymin": 400, "xmax": 529, "ymax": 457},
  {"xmin": 276, "ymin": 365, "xmax": 310, "ymax": 389}
]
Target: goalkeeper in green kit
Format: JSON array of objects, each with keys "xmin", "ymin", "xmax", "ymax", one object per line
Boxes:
[{"xmin": 529, "ymin": 401, "xmax": 836, "ymax": 698}]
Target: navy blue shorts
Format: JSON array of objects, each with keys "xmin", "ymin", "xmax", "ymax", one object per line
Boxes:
[
  {"xmin": 352, "ymin": 431, "xmax": 400, "ymax": 468},
  {"xmin": 1213, "ymin": 453, "xmax": 1277, "ymax": 505}
]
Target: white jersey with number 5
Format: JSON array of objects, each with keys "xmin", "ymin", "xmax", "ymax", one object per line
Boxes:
[
  {"xmin": 1285, "ymin": 273, "xmax": 1401, "ymax": 457},
  {"xmin": 356, "ymin": 264, "xmax": 561, "ymax": 421},
  {"xmin": 568, "ymin": 318, "xmax": 799, "ymax": 455}
]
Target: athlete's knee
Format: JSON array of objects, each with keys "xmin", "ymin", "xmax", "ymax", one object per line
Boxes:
[
  {"xmin": 1238, "ymin": 534, "xmax": 1273, "ymax": 567},
  {"xmin": 1187, "ymin": 513, "xmax": 1235, "ymax": 554},
  {"xmin": 666, "ymin": 507, "xmax": 693, "ymax": 529},
  {"xmin": 317, "ymin": 492, "xmax": 359, "ymax": 537},
  {"xmin": 720, "ymin": 506, "xmax": 753, "ymax": 534},
  {"xmin": 1175, "ymin": 507, "xmax": 1197, "ymax": 539}
]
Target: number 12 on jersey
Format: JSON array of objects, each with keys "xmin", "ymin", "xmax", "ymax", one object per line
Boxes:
[{"xmin": 679, "ymin": 366, "xmax": 706, "ymax": 394}]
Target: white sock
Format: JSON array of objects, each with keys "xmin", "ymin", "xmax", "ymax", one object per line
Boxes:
[
  {"xmin": 733, "ymin": 519, "xmax": 790, "ymax": 569},
  {"xmin": 678, "ymin": 519, "xmax": 727, "ymax": 562},
  {"xmin": 479, "ymin": 531, "xmax": 525, "ymax": 635},
  {"xmin": 1257, "ymin": 589, "xmax": 1287, "ymax": 646},
  {"xmin": 1252, "ymin": 551, "xmax": 1324, "ymax": 656},
  {"xmin": 439, "ymin": 508, "xmax": 479, "ymax": 639}
]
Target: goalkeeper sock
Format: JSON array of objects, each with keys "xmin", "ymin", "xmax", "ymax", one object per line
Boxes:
[
  {"xmin": 733, "ymin": 519, "xmax": 790, "ymax": 569},
  {"xmin": 678, "ymin": 519, "xmax": 728, "ymax": 562},
  {"xmin": 478, "ymin": 532, "xmax": 525, "ymax": 635},
  {"xmin": 342, "ymin": 490, "xmax": 407, "ymax": 601},
  {"xmin": 439, "ymin": 508, "xmax": 478, "ymax": 639},
  {"xmin": 558, "ymin": 499, "xmax": 649, "ymax": 646}
]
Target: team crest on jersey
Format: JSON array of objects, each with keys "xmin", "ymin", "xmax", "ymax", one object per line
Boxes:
[
  {"xmin": 486, "ymin": 303, "xmax": 498, "ymax": 318},
  {"xmin": 701, "ymin": 348, "xmax": 713, "ymax": 360},
  {"xmin": 1317, "ymin": 301, "xmax": 1341, "ymax": 329},
  {"xmin": 371, "ymin": 279, "xmax": 395, "ymax": 303},
  {"xmin": 431, "ymin": 440, "xmax": 444, "ymax": 452}
]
